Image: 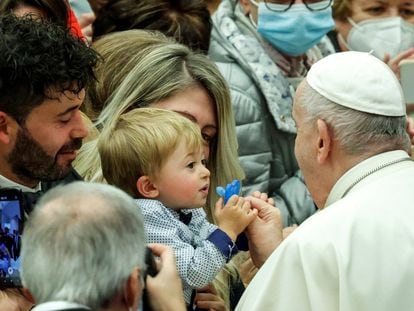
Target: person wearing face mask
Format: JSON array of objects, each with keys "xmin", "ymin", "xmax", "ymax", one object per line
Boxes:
[
  {"xmin": 209, "ymin": 0, "xmax": 335, "ymax": 228},
  {"xmin": 329, "ymin": 0, "xmax": 414, "ymax": 153},
  {"xmin": 330, "ymin": 0, "xmax": 414, "ymax": 75}
]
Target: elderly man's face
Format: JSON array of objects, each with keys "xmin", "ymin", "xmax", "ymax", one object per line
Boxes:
[{"xmin": 292, "ymin": 83, "xmax": 321, "ymax": 206}]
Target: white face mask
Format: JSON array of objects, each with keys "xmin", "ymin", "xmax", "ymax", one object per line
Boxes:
[{"xmin": 345, "ymin": 17, "xmax": 414, "ymax": 59}]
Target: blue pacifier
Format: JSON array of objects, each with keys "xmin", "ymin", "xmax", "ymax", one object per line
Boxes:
[{"xmin": 216, "ymin": 179, "xmax": 241, "ymax": 204}]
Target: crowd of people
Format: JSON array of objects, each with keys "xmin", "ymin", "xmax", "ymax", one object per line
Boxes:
[{"xmin": 0, "ymin": 0, "xmax": 414, "ymax": 310}]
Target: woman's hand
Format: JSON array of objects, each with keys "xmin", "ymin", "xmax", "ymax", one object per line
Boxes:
[
  {"xmin": 146, "ymin": 244, "xmax": 186, "ymax": 311},
  {"xmin": 384, "ymin": 48, "xmax": 414, "ymax": 79}
]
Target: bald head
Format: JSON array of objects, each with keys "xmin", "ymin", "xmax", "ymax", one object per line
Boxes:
[
  {"xmin": 21, "ymin": 182, "xmax": 146, "ymax": 309},
  {"xmin": 36, "ymin": 186, "xmax": 124, "ymax": 230}
]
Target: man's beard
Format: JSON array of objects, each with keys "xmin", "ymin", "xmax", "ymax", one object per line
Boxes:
[{"xmin": 7, "ymin": 126, "xmax": 82, "ymax": 184}]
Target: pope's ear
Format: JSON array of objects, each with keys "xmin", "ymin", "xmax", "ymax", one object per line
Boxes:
[
  {"xmin": 316, "ymin": 119, "xmax": 332, "ymax": 164},
  {"xmin": 136, "ymin": 176, "xmax": 159, "ymax": 199}
]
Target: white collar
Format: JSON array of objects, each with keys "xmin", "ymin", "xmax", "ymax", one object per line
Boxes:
[
  {"xmin": 325, "ymin": 150, "xmax": 411, "ymax": 207},
  {"xmin": 0, "ymin": 174, "xmax": 42, "ymax": 192},
  {"xmin": 32, "ymin": 301, "xmax": 91, "ymax": 311}
]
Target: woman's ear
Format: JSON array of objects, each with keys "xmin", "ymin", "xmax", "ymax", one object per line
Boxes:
[{"xmin": 136, "ymin": 176, "xmax": 159, "ymax": 199}]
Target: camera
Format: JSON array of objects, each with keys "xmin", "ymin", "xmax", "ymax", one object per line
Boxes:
[
  {"xmin": 0, "ymin": 188, "xmax": 25, "ymax": 289},
  {"xmin": 144, "ymin": 247, "xmax": 158, "ymax": 278},
  {"xmin": 142, "ymin": 247, "xmax": 158, "ymax": 310}
]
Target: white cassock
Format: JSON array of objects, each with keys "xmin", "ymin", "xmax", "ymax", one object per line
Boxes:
[{"xmin": 236, "ymin": 150, "xmax": 414, "ymax": 311}]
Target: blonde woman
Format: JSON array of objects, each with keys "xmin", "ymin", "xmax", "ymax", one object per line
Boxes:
[
  {"xmin": 76, "ymin": 29, "xmax": 244, "ymax": 223},
  {"xmin": 74, "ymin": 29, "xmax": 249, "ymax": 310}
]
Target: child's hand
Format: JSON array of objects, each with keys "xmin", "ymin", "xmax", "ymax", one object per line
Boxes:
[{"xmin": 214, "ymin": 196, "xmax": 257, "ymax": 241}]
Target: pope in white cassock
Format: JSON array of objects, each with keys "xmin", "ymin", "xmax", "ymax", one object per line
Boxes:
[{"xmin": 236, "ymin": 51, "xmax": 414, "ymax": 311}]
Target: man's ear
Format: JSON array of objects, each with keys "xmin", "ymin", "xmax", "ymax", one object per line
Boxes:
[
  {"xmin": 136, "ymin": 176, "xmax": 159, "ymax": 198},
  {"xmin": 123, "ymin": 267, "xmax": 142, "ymax": 310},
  {"xmin": 316, "ymin": 119, "xmax": 332, "ymax": 164},
  {"xmin": 0, "ymin": 112, "xmax": 14, "ymax": 145}
]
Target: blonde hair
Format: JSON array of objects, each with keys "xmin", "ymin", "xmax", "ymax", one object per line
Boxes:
[
  {"xmin": 82, "ymin": 29, "xmax": 171, "ymax": 121},
  {"xmin": 75, "ymin": 29, "xmax": 244, "ymax": 222},
  {"xmin": 98, "ymin": 108, "xmax": 203, "ymax": 197}
]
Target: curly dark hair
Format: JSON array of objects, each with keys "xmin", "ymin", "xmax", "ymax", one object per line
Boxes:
[{"xmin": 0, "ymin": 14, "xmax": 99, "ymax": 124}]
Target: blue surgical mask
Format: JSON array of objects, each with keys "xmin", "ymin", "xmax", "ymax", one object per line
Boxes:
[{"xmin": 251, "ymin": 1, "xmax": 334, "ymax": 56}]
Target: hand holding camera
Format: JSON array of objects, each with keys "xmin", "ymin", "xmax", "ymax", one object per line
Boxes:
[
  {"xmin": 144, "ymin": 244, "xmax": 186, "ymax": 311},
  {"xmin": 0, "ymin": 189, "xmax": 24, "ymax": 289}
]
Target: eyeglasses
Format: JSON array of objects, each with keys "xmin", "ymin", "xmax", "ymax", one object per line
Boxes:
[{"xmin": 264, "ymin": 0, "xmax": 333, "ymax": 12}]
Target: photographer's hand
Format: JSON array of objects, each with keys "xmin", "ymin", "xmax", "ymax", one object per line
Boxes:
[
  {"xmin": 0, "ymin": 289, "xmax": 34, "ymax": 311},
  {"xmin": 146, "ymin": 244, "xmax": 186, "ymax": 311}
]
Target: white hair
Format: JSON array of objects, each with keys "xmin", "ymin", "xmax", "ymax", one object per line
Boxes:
[
  {"xmin": 298, "ymin": 80, "xmax": 410, "ymax": 155},
  {"xmin": 21, "ymin": 182, "xmax": 146, "ymax": 309}
]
